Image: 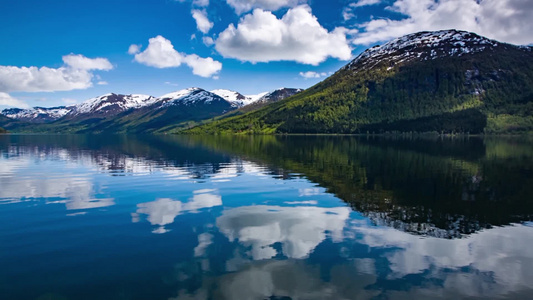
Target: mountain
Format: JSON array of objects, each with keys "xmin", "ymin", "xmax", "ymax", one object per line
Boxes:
[
  {"xmin": 66, "ymin": 93, "xmax": 157, "ymax": 118},
  {"xmin": 46, "ymin": 88, "xmax": 234, "ymax": 133},
  {"xmin": 210, "ymin": 89, "xmax": 261, "ymax": 107},
  {"xmin": 1, "ymin": 106, "xmax": 72, "ymax": 123},
  {"xmin": 238, "ymin": 88, "xmax": 304, "ymax": 113},
  {"xmin": 186, "ymin": 30, "xmax": 533, "ymax": 134},
  {"xmin": 0, "ymin": 87, "xmax": 301, "ymax": 133}
]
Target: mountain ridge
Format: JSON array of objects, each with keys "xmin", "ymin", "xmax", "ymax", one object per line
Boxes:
[
  {"xmin": 0, "ymin": 87, "xmax": 303, "ymax": 133},
  {"xmin": 185, "ymin": 29, "xmax": 533, "ymax": 134}
]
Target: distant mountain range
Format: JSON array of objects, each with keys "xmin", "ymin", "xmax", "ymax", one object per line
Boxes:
[
  {"xmin": 186, "ymin": 30, "xmax": 533, "ymax": 134},
  {"xmin": 2, "ymin": 29, "xmax": 532, "ymax": 135},
  {"xmin": 0, "ymin": 88, "xmax": 302, "ymax": 133}
]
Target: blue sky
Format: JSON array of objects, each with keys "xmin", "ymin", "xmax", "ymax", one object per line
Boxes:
[{"xmin": 0, "ymin": 0, "xmax": 531, "ymax": 109}]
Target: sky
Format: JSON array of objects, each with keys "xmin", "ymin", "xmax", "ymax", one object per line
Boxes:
[{"xmin": 0, "ymin": 0, "xmax": 532, "ymax": 109}]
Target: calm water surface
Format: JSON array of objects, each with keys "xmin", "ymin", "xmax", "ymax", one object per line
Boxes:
[{"xmin": 1, "ymin": 135, "xmax": 532, "ymax": 300}]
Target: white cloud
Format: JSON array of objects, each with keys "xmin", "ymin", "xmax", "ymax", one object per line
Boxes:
[
  {"xmin": 184, "ymin": 54, "xmax": 223, "ymax": 77},
  {"xmin": 351, "ymin": 0, "xmax": 382, "ymax": 7},
  {"xmin": 226, "ymin": 0, "xmax": 303, "ymax": 14},
  {"xmin": 191, "ymin": 9, "xmax": 214, "ymax": 33},
  {"xmin": 203, "ymin": 36, "xmax": 215, "ymax": 46},
  {"xmin": 133, "ymin": 36, "xmax": 183, "ymax": 68},
  {"xmin": 343, "ymin": 0, "xmax": 383, "ymax": 20},
  {"xmin": 352, "ymin": 0, "xmax": 533, "ymax": 46},
  {"xmin": 215, "ymin": 5, "xmax": 352, "ymax": 65},
  {"xmin": 132, "ymin": 35, "xmax": 222, "ymax": 78},
  {"xmin": 0, "ymin": 54, "xmax": 113, "ymax": 94},
  {"xmin": 193, "ymin": 0, "xmax": 209, "ymax": 7},
  {"xmin": 61, "ymin": 54, "xmax": 113, "ymax": 71},
  {"xmin": 128, "ymin": 44, "xmax": 141, "ymax": 54},
  {"xmin": 96, "ymin": 81, "xmax": 108, "ymax": 85},
  {"xmin": 299, "ymin": 71, "xmax": 327, "ymax": 79},
  {"xmin": 0, "ymin": 92, "xmax": 30, "ymax": 108}
]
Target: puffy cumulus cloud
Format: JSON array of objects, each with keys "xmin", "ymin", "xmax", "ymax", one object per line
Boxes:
[
  {"xmin": 353, "ymin": 0, "xmax": 533, "ymax": 45},
  {"xmin": 226, "ymin": 0, "xmax": 304, "ymax": 14},
  {"xmin": 133, "ymin": 36, "xmax": 183, "ymax": 68},
  {"xmin": 61, "ymin": 54, "xmax": 113, "ymax": 71},
  {"xmin": 0, "ymin": 92, "xmax": 30, "ymax": 108},
  {"xmin": 0, "ymin": 54, "xmax": 113, "ymax": 95},
  {"xmin": 128, "ymin": 44, "xmax": 141, "ymax": 55},
  {"xmin": 299, "ymin": 71, "xmax": 327, "ymax": 79},
  {"xmin": 215, "ymin": 5, "xmax": 352, "ymax": 65},
  {"xmin": 132, "ymin": 35, "xmax": 222, "ymax": 78},
  {"xmin": 203, "ymin": 36, "xmax": 215, "ymax": 46},
  {"xmin": 184, "ymin": 54, "xmax": 223, "ymax": 77},
  {"xmin": 191, "ymin": 9, "xmax": 214, "ymax": 33}
]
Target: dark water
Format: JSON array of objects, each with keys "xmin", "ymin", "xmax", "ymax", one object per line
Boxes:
[{"xmin": 1, "ymin": 134, "xmax": 532, "ymax": 300}]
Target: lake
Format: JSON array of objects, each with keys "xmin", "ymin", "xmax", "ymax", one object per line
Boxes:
[{"xmin": 1, "ymin": 134, "xmax": 532, "ymax": 300}]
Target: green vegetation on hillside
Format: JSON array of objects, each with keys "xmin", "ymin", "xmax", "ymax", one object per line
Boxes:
[
  {"xmin": 186, "ymin": 45, "xmax": 533, "ymax": 134},
  {"xmin": 0, "ymin": 127, "xmax": 6, "ymax": 133}
]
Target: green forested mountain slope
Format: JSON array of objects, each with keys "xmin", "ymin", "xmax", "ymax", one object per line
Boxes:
[{"xmin": 186, "ymin": 30, "xmax": 533, "ymax": 134}]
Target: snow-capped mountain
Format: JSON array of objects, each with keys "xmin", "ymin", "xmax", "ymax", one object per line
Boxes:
[
  {"xmin": 159, "ymin": 88, "xmax": 227, "ymax": 107},
  {"xmin": 1, "ymin": 106, "xmax": 72, "ymax": 123},
  {"xmin": 68, "ymin": 93, "xmax": 157, "ymax": 117},
  {"xmin": 1, "ymin": 87, "xmax": 303, "ymax": 131},
  {"xmin": 210, "ymin": 89, "xmax": 268, "ymax": 107},
  {"xmin": 255, "ymin": 88, "xmax": 303, "ymax": 103},
  {"xmin": 346, "ymin": 29, "xmax": 507, "ymax": 71}
]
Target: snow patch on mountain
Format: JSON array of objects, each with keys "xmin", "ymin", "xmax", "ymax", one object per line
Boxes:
[
  {"xmin": 210, "ymin": 89, "xmax": 268, "ymax": 107},
  {"xmin": 1, "ymin": 106, "xmax": 72, "ymax": 122},
  {"xmin": 346, "ymin": 30, "xmax": 505, "ymax": 71},
  {"xmin": 71, "ymin": 93, "xmax": 157, "ymax": 115},
  {"xmin": 160, "ymin": 88, "xmax": 225, "ymax": 107}
]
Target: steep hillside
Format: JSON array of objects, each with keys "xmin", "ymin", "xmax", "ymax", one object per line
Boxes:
[{"xmin": 186, "ymin": 30, "xmax": 533, "ymax": 134}]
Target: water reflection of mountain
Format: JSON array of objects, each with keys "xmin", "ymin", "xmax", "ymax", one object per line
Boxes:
[
  {"xmin": 188, "ymin": 135, "xmax": 533, "ymax": 238},
  {"xmin": 1, "ymin": 134, "xmax": 532, "ymax": 238},
  {"xmin": 0, "ymin": 134, "xmax": 234, "ymax": 179}
]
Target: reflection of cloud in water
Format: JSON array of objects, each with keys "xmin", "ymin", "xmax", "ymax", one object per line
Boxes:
[
  {"xmin": 217, "ymin": 205, "xmax": 350, "ymax": 259},
  {"xmin": 352, "ymin": 222, "xmax": 533, "ymax": 297},
  {"xmin": 0, "ymin": 157, "xmax": 114, "ymax": 210},
  {"xmin": 284, "ymin": 200, "xmax": 318, "ymax": 205},
  {"xmin": 135, "ymin": 189, "xmax": 222, "ymax": 234},
  {"xmin": 194, "ymin": 233, "xmax": 214, "ymax": 257},
  {"xmin": 170, "ymin": 259, "xmax": 377, "ymax": 300},
  {"xmin": 298, "ymin": 188, "xmax": 322, "ymax": 197}
]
